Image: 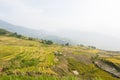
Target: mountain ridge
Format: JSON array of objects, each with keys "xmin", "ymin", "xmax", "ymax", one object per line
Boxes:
[
  {"xmin": 0, "ymin": 20, "xmax": 72, "ymax": 44},
  {"xmin": 0, "ymin": 20, "xmax": 120, "ymax": 51}
]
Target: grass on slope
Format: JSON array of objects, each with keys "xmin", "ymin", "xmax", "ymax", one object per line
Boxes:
[
  {"xmin": 0, "ymin": 36, "xmax": 119, "ymax": 80},
  {"xmin": 67, "ymin": 58, "xmax": 118, "ymax": 80}
]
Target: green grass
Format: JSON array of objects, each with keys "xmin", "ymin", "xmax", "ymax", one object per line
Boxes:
[
  {"xmin": 0, "ymin": 46, "xmax": 58, "ymax": 75},
  {"xmin": 0, "ymin": 35, "xmax": 120, "ymax": 80},
  {"xmin": 0, "ymin": 75, "xmax": 78, "ymax": 80},
  {"xmin": 67, "ymin": 58, "xmax": 118, "ymax": 80}
]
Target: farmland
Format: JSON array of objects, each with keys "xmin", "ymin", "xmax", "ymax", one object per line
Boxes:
[{"xmin": 0, "ymin": 30, "xmax": 120, "ymax": 80}]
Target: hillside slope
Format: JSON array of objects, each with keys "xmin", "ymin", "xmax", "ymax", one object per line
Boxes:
[
  {"xmin": 1, "ymin": 20, "xmax": 120, "ymax": 51},
  {"xmin": 0, "ymin": 29, "xmax": 120, "ymax": 80},
  {"xmin": 0, "ymin": 20, "xmax": 72, "ymax": 44}
]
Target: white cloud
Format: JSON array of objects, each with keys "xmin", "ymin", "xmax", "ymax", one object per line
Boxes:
[{"xmin": 0, "ymin": 0, "xmax": 120, "ymax": 38}]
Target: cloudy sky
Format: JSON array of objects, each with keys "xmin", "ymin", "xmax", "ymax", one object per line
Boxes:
[{"xmin": 0, "ymin": 0, "xmax": 120, "ymax": 38}]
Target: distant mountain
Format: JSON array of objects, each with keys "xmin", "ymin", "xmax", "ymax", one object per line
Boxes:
[
  {"xmin": 0, "ymin": 20, "xmax": 72, "ymax": 44},
  {"xmin": 54, "ymin": 29, "xmax": 120, "ymax": 51},
  {"xmin": 0, "ymin": 20, "xmax": 120, "ymax": 51}
]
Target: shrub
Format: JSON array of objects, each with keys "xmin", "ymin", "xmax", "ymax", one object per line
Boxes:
[
  {"xmin": 0, "ymin": 29, "xmax": 10, "ymax": 35},
  {"xmin": 28, "ymin": 37, "xmax": 34, "ymax": 40},
  {"xmin": 41, "ymin": 40, "xmax": 53, "ymax": 45},
  {"xmin": 65, "ymin": 43, "xmax": 69, "ymax": 46},
  {"xmin": 21, "ymin": 58, "xmax": 40, "ymax": 67}
]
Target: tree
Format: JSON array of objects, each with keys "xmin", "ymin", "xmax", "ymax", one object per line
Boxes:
[
  {"xmin": 45, "ymin": 40, "xmax": 53, "ymax": 45},
  {"xmin": 16, "ymin": 34, "xmax": 22, "ymax": 38},
  {"xmin": 65, "ymin": 43, "xmax": 69, "ymax": 46},
  {"xmin": 41, "ymin": 40, "xmax": 53, "ymax": 45},
  {"xmin": 28, "ymin": 37, "xmax": 34, "ymax": 40},
  {"xmin": 88, "ymin": 46, "xmax": 96, "ymax": 49},
  {"xmin": 0, "ymin": 29, "xmax": 11, "ymax": 35}
]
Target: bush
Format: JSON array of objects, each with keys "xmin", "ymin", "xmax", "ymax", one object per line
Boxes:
[
  {"xmin": 21, "ymin": 58, "xmax": 40, "ymax": 67},
  {"xmin": 88, "ymin": 46, "xmax": 96, "ymax": 49},
  {"xmin": 0, "ymin": 29, "xmax": 10, "ymax": 35},
  {"xmin": 65, "ymin": 43, "xmax": 69, "ymax": 46},
  {"xmin": 9, "ymin": 32, "xmax": 22, "ymax": 38},
  {"xmin": 41, "ymin": 40, "xmax": 53, "ymax": 45},
  {"xmin": 28, "ymin": 37, "xmax": 34, "ymax": 40}
]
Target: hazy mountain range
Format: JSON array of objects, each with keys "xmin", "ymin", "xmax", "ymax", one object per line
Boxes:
[
  {"xmin": 0, "ymin": 20, "xmax": 120, "ymax": 51},
  {"xmin": 54, "ymin": 30, "xmax": 120, "ymax": 51},
  {"xmin": 0, "ymin": 20, "xmax": 72, "ymax": 44}
]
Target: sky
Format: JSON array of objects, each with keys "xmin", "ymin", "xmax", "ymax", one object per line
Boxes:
[{"xmin": 0, "ymin": 0, "xmax": 120, "ymax": 38}]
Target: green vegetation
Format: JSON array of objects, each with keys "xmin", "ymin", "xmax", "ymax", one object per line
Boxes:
[
  {"xmin": 65, "ymin": 43, "xmax": 69, "ymax": 46},
  {"xmin": 41, "ymin": 39, "xmax": 53, "ymax": 45},
  {"xmin": 0, "ymin": 28, "xmax": 120, "ymax": 80},
  {"xmin": 67, "ymin": 58, "xmax": 118, "ymax": 80},
  {"xmin": 0, "ymin": 75, "xmax": 79, "ymax": 80},
  {"xmin": 0, "ymin": 29, "xmax": 11, "ymax": 35}
]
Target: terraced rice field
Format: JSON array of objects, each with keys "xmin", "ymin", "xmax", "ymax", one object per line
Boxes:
[{"xmin": 0, "ymin": 36, "xmax": 119, "ymax": 80}]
